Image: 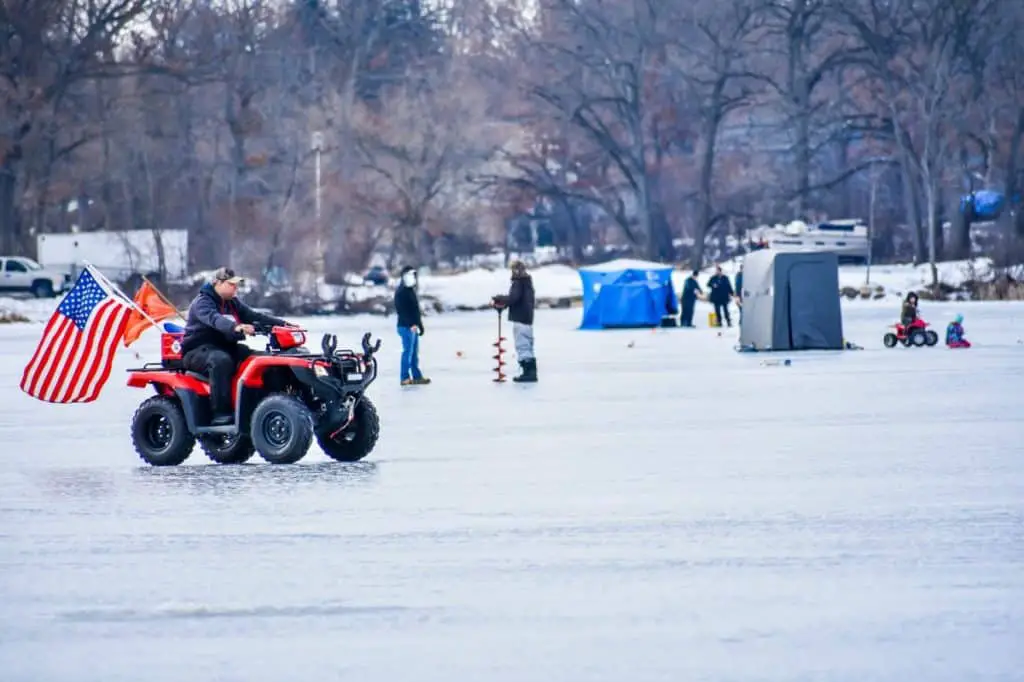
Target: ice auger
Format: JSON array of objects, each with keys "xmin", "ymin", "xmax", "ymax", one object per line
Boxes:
[{"xmin": 492, "ymin": 306, "xmax": 507, "ymax": 382}]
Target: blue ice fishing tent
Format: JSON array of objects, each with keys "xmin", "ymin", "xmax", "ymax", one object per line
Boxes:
[{"xmin": 578, "ymin": 259, "xmax": 679, "ymax": 329}]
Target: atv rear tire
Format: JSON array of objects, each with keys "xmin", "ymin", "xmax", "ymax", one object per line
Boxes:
[
  {"xmin": 199, "ymin": 433, "xmax": 255, "ymax": 464},
  {"xmin": 317, "ymin": 397, "xmax": 380, "ymax": 463},
  {"xmin": 883, "ymin": 333, "xmax": 898, "ymax": 348},
  {"xmin": 251, "ymin": 394, "xmax": 314, "ymax": 464},
  {"xmin": 909, "ymin": 330, "xmax": 927, "ymax": 347},
  {"xmin": 131, "ymin": 396, "xmax": 195, "ymax": 466},
  {"xmin": 924, "ymin": 330, "xmax": 938, "ymax": 346}
]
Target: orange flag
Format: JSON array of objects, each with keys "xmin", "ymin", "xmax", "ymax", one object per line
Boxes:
[{"xmin": 123, "ymin": 280, "xmax": 179, "ymax": 347}]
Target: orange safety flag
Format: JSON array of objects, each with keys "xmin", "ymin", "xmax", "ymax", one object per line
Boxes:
[{"xmin": 123, "ymin": 280, "xmax": 179, "ymax": 347}]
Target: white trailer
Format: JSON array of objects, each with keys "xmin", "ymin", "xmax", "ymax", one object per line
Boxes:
[{"xmin": 36, "ymin": 229, "xmax": 189, "ymax": 282}]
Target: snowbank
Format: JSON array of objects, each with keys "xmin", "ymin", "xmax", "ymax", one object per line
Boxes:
[
  {"xmin": 417, "ymin": 264, "xmax": 582, "ymax": 309},
  {"xmin": 0, "ymin": 257, "xmax": 1006, "ymax": 323},
  {"xmin": 0, "ymin": 295, "xmax": 63, "ymax": 324}
]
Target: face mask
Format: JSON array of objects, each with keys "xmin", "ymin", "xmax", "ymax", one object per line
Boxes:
[{"xmin": 402, "ymin": 271, "xmax": 416, "ymax": 287}]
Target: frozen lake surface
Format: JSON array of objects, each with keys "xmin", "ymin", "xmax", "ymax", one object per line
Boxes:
[{"xmin": 2, "ymin": 302, "xmax": 1023, "ymax": 681}]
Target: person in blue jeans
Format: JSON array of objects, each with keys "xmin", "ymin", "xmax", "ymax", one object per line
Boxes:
[{"xmin": 393, "ymin": 266, "xmax": 430, "ymax": 386}]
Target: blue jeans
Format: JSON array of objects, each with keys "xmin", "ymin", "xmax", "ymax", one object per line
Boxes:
[{"xmin": 397, "ymin": 326, "xmax": 423, "ymax": 382}]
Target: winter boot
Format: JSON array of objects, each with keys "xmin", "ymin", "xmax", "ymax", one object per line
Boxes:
[{"xmin": 513, "ymin": 359, "xmax": 537, "ymax": 383}]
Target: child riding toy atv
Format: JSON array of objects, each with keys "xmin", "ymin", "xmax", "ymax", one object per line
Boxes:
[
  {"xmin": 126, "ymin": 323, "xmax": 381, "ymax": 466},
  {"xmin": 883, "ymin": 318, "xmax": 939, "ymax": 348}
]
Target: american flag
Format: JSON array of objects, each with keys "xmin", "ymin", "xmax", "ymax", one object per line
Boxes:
[{"xmin": 19, "ymin": 268, "xmax": 133, "ymax": 404}]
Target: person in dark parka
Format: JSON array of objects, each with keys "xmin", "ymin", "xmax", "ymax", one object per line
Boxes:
[
  {"xmin": 492, "ymin": 260, "xmax": 537, "ymax": 382},
  {"xmin": 680, "ymin": 271, "xmax": 703, "ymax": 327},
  {"xmin": 706, "ymin": 264, "xmax": 735, "ymax": 327},
  {"xmin": 181, "ymin": 267, "xmax": 292, "ymax": 425},
  {"xmin": 394, "ymin": 266, "xmax": 430, "ymax": 386},
  {"xmin": 734, "ymin": 265, "xmax": 744, "ymax": 323}
]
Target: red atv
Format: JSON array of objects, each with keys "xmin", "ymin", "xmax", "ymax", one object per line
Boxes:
[
  {"xmin": 126, "ymin": 323, "xmax": 381, "ymax": 466},
  {"xmin": 883, "ymin": 318, "xmax": 939, "ymax": 348}
]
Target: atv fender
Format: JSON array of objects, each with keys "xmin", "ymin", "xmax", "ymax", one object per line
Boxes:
[{"xmin": 127, "ymin": 370, "xmax": 210, "ymax": 396}]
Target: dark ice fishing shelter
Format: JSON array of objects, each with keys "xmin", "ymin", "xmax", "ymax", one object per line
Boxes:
[{"xmin": 738, "ymin": 250, "xmax": 844, "ymax": 351}]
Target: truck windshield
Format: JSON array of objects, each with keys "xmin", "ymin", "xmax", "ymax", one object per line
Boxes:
[{"xmin": 19, "ymin": 258, "xmax": 43, "ymax": 270}]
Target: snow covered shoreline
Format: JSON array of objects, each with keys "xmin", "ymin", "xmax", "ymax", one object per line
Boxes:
[{"xmin": 0, "ymin": 257, "xmax": 1004, "ymax": 324}]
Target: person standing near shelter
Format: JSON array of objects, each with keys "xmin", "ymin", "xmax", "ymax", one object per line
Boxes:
[
  {"xmin": 393, "ymin": 266, "xmax": 430, "ymax": 386},
  {"xmin": 706, "ymin": 264, "xmax": 735, "ymax": 327},
  {"xmin": 492, "ymin": 260, "xmax": 537, "ymax": 382},
  {"xmin": 734, "ymin": 264, "xmax": 744, "ymax": 323},
  {"xmin": 679, "ymin": 271, "xmax": 703, "ymax": 328}
]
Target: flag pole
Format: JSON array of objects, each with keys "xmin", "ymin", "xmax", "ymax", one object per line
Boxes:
[
  {"xmin": 83, "ymin": 262, "xmax": 161, "ymax": 328},
  {"xmin": 141, "ymin": 274, "xmax": 186, "ymax": 318}
]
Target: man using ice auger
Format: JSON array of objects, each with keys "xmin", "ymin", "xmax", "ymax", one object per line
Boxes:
[
  {"xmin": 180, "ymin": 267, "xmax": 293, "ymax": 425},
  {"xmin": 492, "ymin": 260, "xmax": 537, "ymax": 382}
]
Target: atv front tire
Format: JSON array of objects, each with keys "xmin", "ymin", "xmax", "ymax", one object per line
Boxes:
[
  {"xmin": 131, "ymin": 396, "xmax": 195, "ymax": 466},
  {"xmin": 199, "ymin": 433, "xmax": 255, "ymax": 464},
  {"xmin": 317, "ymin": 397, "xmax": 380, "ymax": 463},
  {"xmin": 883, "ymin": 333, "xmax": 898, "ymax": 348},
  {"xmin": 909, "ymin": 330, "xmax": 927, "ymax": 347},
  {"xmin": 251, "ymin": 394, "xmax": 314, "ymax": 464},
  {"xmin": 924, "ymin": 330, "xmax": 938, "ymax": 346}
]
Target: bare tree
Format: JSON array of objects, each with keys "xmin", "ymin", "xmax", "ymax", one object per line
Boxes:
[
  {"xmin": 351, "ymin": 63, "xmax": 497, "ymax": 268},
  {"xmin": 756, "ymin": 0, "xmax": 871, "ymax": 214},
  {"xmin": 0, "ymin": 0, "xmax": 154, "ymax": 255},
  {"xmin": 664, "ymin": 0, "xmax": 765, "ymax": 268}
]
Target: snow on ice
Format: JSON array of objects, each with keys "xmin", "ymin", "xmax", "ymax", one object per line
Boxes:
[{"xmin": 0, "ymin": 301, "xmax": 1022, "ymax": 681}]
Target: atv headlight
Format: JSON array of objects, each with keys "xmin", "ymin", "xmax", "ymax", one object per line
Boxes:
[{"xmin": 313, "ymin": 364, "xmax": 328, "ymax": 377}]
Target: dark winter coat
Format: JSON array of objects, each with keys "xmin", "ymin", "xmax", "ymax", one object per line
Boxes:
[
  {"xmin": 734, "ymin": 271, "xmax": 744, "ymax": 300},
  {"xmin": 681, "ymin": 277, "xmax": 702, "ymax": 302},
  {"xmin": 394, "ymin": 283, "xmax": 424, "ymax": 331},
  {"xmin": 900, "ymin": 301, "xmax": 918, "ymax": 326},
  {"xmin": 181, "ymin": 283, "xmax": 285, "ymax": 354},
  {"xmin": 706, "ymin": 273, "xmax": 734, "ymax": 304},
  {"xmin": 494, "ymin": 272, "xmax": 535, "ymax": 325}
]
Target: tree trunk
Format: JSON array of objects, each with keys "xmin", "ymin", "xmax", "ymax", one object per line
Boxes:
[
  {"xmin": 691, "ymin": 110, "xmax": 721, "ymax": 270},
  {"xmin": 1004, "ymin": 108, "xmax": 1024, "ymax": 236},
  {"xmin": 896, "ymin": 147, "xmax": 926, "ymax": 263},
  {"xmin": 0, "ymin": 157, "xmax": 25, "ymax": 255}
]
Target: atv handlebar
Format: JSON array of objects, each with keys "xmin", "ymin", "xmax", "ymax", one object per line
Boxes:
[{"xmin": 251, "ymin": 322, "xmax": 305, "ymax": 335}]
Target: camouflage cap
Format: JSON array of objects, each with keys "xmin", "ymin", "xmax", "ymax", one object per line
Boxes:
[{"xmin": 212, "ymin": 267, "xmax": 244, "ymax": 284}]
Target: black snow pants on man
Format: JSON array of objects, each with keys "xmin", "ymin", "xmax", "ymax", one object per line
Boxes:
[
  {"xmin": 713, "ymin": 301, "xmax": 731, "ymax": 327},
  {"xmin": 182, "ymin": 343, "xmax": 253, "ymax": 420},
  {"xmin": 680, "ymin": 297, "xmax": 696, "ymax": 327}
]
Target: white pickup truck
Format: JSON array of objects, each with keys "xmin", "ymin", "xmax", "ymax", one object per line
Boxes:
[{"xmin": 0, "ymin": 256, "xmax": 72, "ymax": 298}]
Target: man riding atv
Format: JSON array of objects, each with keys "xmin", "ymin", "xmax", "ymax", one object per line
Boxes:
[{"xmin": 180, "ymin": 267, "xmax": 296, "ymax": 425}]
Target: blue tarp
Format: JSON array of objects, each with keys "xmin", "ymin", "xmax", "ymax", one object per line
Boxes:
[
  {"xmin": 960, "ymin": 190, "xmax": 1005, "ymax": 220},
  {"xmin": 578, "ymin": 259, "xmax": 678, "ymax": 329}
]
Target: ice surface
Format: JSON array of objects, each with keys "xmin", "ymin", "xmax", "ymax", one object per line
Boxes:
[{"xmin": 1, "ymin": 302, "xmax": 1023, "ymax": 682}]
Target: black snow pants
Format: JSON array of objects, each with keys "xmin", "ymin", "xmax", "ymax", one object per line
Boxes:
[
  {"xmin": 680, "ymin": 297, "xmax": 696, "ymax": 327},
  {"xmin": 182, "ymin": 343, "xmax": 253, "ymax": 416},
  {"xmin": 712, "ymin": 301, "xmax": 731, "ymax": 327}
]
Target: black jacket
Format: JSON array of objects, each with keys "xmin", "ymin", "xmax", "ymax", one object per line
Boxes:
[
  {"xmin": 394, "ymin": 283, "xmax": 424, "ymax": 331},
  {"xmin": 682, "ymin": 277, "xmax": 703, "ymax": 302},
  {"xmin": 706, "ymin": 273, "xmax": 734, "ymax": 304},
  {"xmin": 494, "ymin": 273, "xmax": 535, "ymax": 325},
  {"xmin": 181, "ymin": 283, "xmax": 285, "ymax": 354}
]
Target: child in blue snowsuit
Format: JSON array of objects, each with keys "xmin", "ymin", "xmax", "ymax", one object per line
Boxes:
[{"xmin": 945, "ymin": 314, "xmax": 970, "ymax": 348}]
